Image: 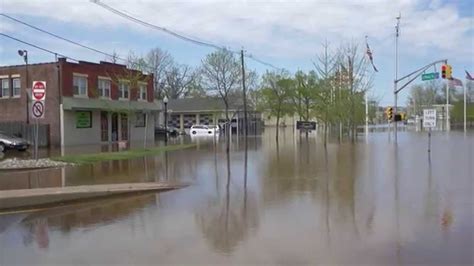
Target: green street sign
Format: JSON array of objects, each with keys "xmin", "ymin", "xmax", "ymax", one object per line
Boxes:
[{"xmin": 422, "ymin": 72, "xmax": 439, "ymax": 81}]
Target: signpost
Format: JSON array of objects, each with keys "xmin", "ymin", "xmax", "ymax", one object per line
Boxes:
[
  {"xmin": 421, "ymin": 72, "xmax": 439, "ymax": 81},
  {"xmin": 296, "ymin": 121, "xmax": 316, "ymax": 131},
  {"xmin": 31, "ymin": 81, "xmax": 46, "ymax": 160},
  {"xmin": 423, "ymin": 109, "xmax": 436, "ymax": 153}
]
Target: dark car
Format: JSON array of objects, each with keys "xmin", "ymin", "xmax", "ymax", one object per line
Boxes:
[
  {"xmin": 0, "ymin": 132, "xmax": 30, "ymax": 152},
  {"xmin": 155, "ymin": 125, "xmax": 179, "ymax": 137}
]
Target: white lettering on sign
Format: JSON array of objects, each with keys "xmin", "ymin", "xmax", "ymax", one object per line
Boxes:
[
  {"xmin": 423, "ymin": 109, "xmax": 437, "ymax": 128},
  {"xmin": 32, "ymin": 81, "xmax": 47, "ymax": 101}
]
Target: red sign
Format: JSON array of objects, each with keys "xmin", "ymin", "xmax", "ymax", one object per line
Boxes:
[{"xmin": 32, "ymin": 81, "xmax": 46, "ymax": 101}]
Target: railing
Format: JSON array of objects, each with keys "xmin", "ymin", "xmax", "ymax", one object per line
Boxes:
[{"xmin": 0, "ymin": 122, "xmax": 50, "ymax": 147}]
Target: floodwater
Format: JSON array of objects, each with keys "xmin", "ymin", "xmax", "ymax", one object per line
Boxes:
[{"xmin": 0, "ymin": 129, "xmax": 472, "ymax": 265}]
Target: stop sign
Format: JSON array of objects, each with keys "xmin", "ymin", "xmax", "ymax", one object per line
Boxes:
[{"xmin": 32, "ymin": 81, "xmax": 46, "ymax": 101}]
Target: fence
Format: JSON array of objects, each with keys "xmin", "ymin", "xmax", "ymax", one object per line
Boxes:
[{"xmin": 0, "ymin": 122, "xmax": 50, "ymax": 147}]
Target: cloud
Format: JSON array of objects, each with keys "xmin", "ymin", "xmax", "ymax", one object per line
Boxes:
[{"xmin": 2, "ymin": 0, "xmax": 472, "ymax": 60}]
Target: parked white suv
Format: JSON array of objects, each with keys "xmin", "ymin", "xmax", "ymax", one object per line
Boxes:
[{"xmin": 190, "ymin": 125, "xmax": 218, "ymax": 135}]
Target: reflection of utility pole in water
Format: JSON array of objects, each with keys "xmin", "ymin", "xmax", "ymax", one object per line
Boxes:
[
  {"xmin": 243, "ymin": 139, "xmax": 248, "ymax": 223},
  {"xmin": 323, "ymin": 145, "xmax": 331, "ymax": 247},
  {"xmin": 393, "ymin": 144, "xmax": 402, "ymax": 265},
  {"xmin": 225, "ymin": 150, "xmax": 231, "ymax": 237}
]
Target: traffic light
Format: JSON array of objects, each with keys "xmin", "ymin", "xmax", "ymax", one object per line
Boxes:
[
  {"xmin": 394, "ymin": 114, "xmax": 402, "ymax": 122},
  {"xmin": 446, "ymin": 64, "xmax": 452, "ymax": 80},
  {"xmin": 400, "ymin": 112, "xmax": 406, "ymax": 121},
  {"xmin": 386, "ymin": 107, "xmax": 393, "ymax": 121},
  {"xmin": 441, "ymin": 64, "xmax": 447, "ymax": 79}
]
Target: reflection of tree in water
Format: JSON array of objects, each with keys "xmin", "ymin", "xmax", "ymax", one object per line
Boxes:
[
  {"xmin": 195, "ymin": 151, "xmax": 259, "ymax": 254},
  {"xmin": 262, "ymin": 138, "xmax": 368, "ymax": 244},
  {"xmin": 262, "ymin": 137, "xmax": 321, "ymax": 204},
  {"xmin": 19, "ymin": 194, "xmax": 156, "ymax": 248},
  {"xmin": 332, "ymin": 143, "xmax": 359, "ymax": 236}
]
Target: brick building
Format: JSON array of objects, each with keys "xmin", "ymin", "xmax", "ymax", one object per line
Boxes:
[{"xmin": 0, "ymin": 58, "xmax": 160, "ymax": 147}]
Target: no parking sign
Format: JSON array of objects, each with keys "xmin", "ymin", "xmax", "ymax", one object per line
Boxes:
[{"xmin": 31, "ymin": 81, "xmax": 46, "ymax": 119}]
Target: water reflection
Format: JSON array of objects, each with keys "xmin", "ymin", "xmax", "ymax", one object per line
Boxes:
[
  {"xmin": 195, "ymin": 146, "xmax": 259, "ymax": 254},
  {"xmin": 0, "ymin": 130, "xmax": 472, "ymax": 265},
  {"xmin": 2, "ymin": 194, "xmax": 156, "ymax": 250}
]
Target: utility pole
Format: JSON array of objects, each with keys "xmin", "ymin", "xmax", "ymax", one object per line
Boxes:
[
  {"xmin": 241, "ymin": 49, "xmax": 248, "ymax": 137},
  {"xmin": 394, "ymin": 13, "xmax": 401, "ymax": 143},
  {"xmin": 464, "ymin": 80, "xmax": 467, "ymax": 133}
]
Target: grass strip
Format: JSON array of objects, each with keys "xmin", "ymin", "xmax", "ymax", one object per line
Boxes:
[{"xmin": 51, "ymin": 144, "xmax": 196, "ymax": 164}]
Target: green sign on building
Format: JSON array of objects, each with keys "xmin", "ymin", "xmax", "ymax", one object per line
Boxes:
[
  {"xmin": 76, "ymin": 111, "xmax": 92, "ymax": 128},
  {"xmin": 421, "ymin": 72, "xmax": 439, "ymax": 81}
]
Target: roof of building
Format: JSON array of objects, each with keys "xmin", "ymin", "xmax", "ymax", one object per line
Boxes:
[
  {"xmin": 0, "ymin": 61, "xmax": 57, "ymax": 69},
  {"xmin": 168, "ymin": 97, "xmax": 245, "ymax": 113}
]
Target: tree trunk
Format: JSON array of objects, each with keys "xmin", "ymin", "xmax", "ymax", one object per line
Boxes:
[
  {"xmin": 276, "ymin": 114, "xmax": 280, "ymax": 141},
  {"xmin": 225, "ymin": 104, "xmax": 230, "ymax": 153}
]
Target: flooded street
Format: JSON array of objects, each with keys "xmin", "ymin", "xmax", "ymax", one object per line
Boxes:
[{"xmin": 0, "ymin": 129, "xmax": 472, "ymax": 265}]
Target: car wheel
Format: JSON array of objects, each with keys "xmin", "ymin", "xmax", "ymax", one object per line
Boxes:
[
  {"xmin": 18, "ymin": 148, "xmax": 27, "ymax": 152},
  {"xmin": 192, "ymin": 131, "xmax": 197, "ymax": 135},
  {"xmin": 0, "ymin": 143, "xmax": 4, "ymax": 153}
]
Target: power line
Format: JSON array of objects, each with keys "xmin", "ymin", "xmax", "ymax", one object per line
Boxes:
[
  {"xmin": 0, "ymin": 33, "xmax": 78, "ymax": 62},
  {"xmin": 246, "ymin": 54, "xmax": 282, "ymax": 71},
  {"xmin": 0, "ymin": 14, "xmax": 169, "ymax": 73},
  {"xmin": 90, "ymin": 0, "xmax": 283, "ymax": 71},
  {"xmin": 91, "ymin": 0, "xmax": 225, "ymax": 51},
  {"xmin": 1, "ymin": 14, "xmax": 122, "ymax": 61}
]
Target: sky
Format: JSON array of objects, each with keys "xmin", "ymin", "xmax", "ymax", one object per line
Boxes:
[{"xmin": 1, "ymin": 0, "xmax": 473, "ymax": 106}]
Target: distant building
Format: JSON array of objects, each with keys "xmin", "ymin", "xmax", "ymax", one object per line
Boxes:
[
  {"xmin": 167, "ymin": 97, "xmax": 262, "ymax": 134},
  {"xmin": 0, "ymin": 58, "xmax": 160, "ymax": 147}
]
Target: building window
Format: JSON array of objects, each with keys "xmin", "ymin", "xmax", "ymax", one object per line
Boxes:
[
  {"xmin": 12, "ymin": 78, "xmax": 21, "ymax": 97},
  {"xmin": 119, "ymin": 81, "xmax": 129, "ymax": 100},
  {"xmin": 73, "ymin": 75, "xmax": 88, "ymax": 97},
  {"xmin": 98, "ymin": 78, "xmax": 111, "ymax": 98},
  {"xmin": 138, "ymin": 83, "xmax": 147, "ymax": 101},
  {"xmin": 135, "ymin": 112, "xmax": 146, "ymax": 127},
  {"xmin": 1, "ymin": 79, "xmax": 10, "ymax": 98}
]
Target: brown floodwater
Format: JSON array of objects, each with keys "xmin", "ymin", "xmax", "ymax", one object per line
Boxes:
[{"xmin": 0, "ymin": 129, "xmax": 472, "ymax": 265}]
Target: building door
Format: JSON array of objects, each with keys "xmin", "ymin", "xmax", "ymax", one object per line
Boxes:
[
  {"xmin": 100, "ymin": 111, "xmax": 109, "ymax": 142},
  {"xmin": 111, "ymin": 113, "xmax": 118, "ymax": 142},
  {"xmin": 120, "ymin": 113, "xmax": 128, "ymax": 141}
]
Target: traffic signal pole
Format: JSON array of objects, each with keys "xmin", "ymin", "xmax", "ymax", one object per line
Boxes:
[
  {"xmin": 446, "ymin": 79, "xmax": 450, "ymax": 131},
  {"xmin": 392, "ymin": 59, "xmax": 447, "ymax": 143},
  {"xmin": 394, "ymin": 14, "xmax": 400, "ymax": 143}
]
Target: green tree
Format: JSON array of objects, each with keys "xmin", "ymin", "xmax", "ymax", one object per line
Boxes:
[
  {"xmin": 260, "ymin": 71, "xmax": 294, "ymax": 140},
  {"xmin": 201, "ymin": 49, "xmax": 241, "ymax": 151}
]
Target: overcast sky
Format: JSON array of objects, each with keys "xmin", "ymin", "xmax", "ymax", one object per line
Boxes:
[{"xmin": 1, "ymin": 0, "xmax": 473, "ymax": 105}]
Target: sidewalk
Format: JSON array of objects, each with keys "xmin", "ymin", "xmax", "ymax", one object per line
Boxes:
[{"xmin": 0, "ymin": 182, "xmax": 188, "ymax": 210}]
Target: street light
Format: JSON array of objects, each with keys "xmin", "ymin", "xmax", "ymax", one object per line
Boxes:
[
  {"xmin": 163, "ymin": 95, "xmax": 168, "ymax": 144},
  {"xmin": 18, "ymin": 49, "xmax": 29, "ymax": 124}
]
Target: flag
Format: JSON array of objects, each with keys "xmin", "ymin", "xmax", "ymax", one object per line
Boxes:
[
  {"xmin": 365, "ymin": 36, "xmax": 378, "ymax": 72},
  {"xmin": 449, "ymin": 78, "xmax": 463, "ymax": 88},
  {"xmin": 466, "ymin": 70, "xmax": 473, "ymax": 81}
]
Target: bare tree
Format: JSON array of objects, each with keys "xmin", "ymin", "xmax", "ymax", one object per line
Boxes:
[
  {"xmin": 164, "ymin": 64, "xmax": 197, "ymax": 99},
  {"xmin": 145, "ymin": 48, "xmax": 173, "ymax": 99},
  {"xmin": 201, "ymin": 49, "xmax": 241, "ymax": 150}
]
